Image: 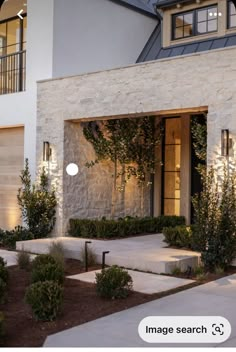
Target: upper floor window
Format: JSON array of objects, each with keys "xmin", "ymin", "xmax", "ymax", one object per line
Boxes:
[
  {"xmin": 172, "ymin": 5, "xmax": 218, "ymax": 40},
  {"xmin": 0, "ymin": 15, "xmax": 27, "ymax": 57},
  {"xmin": 228, "ymin": 0, "xmax": 236, "ymax": 28}
]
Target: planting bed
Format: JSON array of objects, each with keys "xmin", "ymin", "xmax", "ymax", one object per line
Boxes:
[{"xmin": 1, "ymin": 259, "xmax": 236, "ymax": 347}]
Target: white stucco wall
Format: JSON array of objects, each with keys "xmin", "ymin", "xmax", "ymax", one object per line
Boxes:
[
  {"xmin": 52, "ymin": 0, "xmax": 157, "ymax": 77},
  {"xmin": 37, "ymin": 46, "xmax": 236, "ymax": 236},
  {"xmin": 0, "ymin": 0, "xmax": 55, "ymax": 177}
]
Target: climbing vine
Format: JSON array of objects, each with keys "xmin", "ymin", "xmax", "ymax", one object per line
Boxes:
[
  {"xmin": 83, "ymin": 116, "xmax": 162, "ymax": 190},
  {"xmin": 191, "ymin": 114, "xmax": 207, "ymax": 175}
]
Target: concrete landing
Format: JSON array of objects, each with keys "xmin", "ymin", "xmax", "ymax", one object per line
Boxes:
[
  {"xmin": 0, "ymin": 249, "xmax": 18, "ymax": 267},
  {"xmin": 16, "ymin": 234, "xmax": 201, "ymax": 274},
  {"xmin": 67, "ymin": 269, "xmax": 195, "ymax": 294}
]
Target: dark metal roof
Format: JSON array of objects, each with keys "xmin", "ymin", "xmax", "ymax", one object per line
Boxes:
[
  {"xmin": 137, "ymin": 26, "xmax": 236, "ymax": 62},
  {"xmin": 109, "ymin": 0, "xmax": 158, "ymax": 18},
  {"xmin": 156, "ymin": 0, "xmax": 193, "ymax": 9}
]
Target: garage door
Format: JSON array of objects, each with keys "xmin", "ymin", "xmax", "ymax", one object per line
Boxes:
[{"xmin": 0, "ymin": 127, "xmax": 24, "ymax": 230}]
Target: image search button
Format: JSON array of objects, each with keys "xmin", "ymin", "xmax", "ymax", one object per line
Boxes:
[{"xmin": 138, "ymin": 316, "xmax": 231, "ymax": 344}]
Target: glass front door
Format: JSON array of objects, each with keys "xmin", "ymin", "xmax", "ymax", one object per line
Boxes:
[{"xmin": 162, "ymin": 117, "xmax": 181, "ymax": 216}]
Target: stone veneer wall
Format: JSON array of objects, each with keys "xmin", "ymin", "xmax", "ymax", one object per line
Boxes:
[
  {"xmin": 63, "ymin": 121, "xmax": 150, "ymax": 225},
  {"xmin": 37, "ymin": 46, "xmax": 236, "ymax": 235}
]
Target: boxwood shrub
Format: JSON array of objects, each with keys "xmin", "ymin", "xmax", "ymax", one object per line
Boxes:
[
  {"xmin": 68, "ymin": 215, "xmax": 185, "ymax": 239},
  {"xmin": 25, "ymin": 280, "xmax": 63, "ymax": 321},
  {"xmin": 96, "ymin": 266, "xmax": 133, "ymax": 299},
  {"xmin": 163, "ymin": 225, "xmax": 193, "ymax": 249}
]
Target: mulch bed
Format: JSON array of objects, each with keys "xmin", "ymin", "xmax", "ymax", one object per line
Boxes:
[{"xmin": 1, "ymin": 259, "xmax": 236, "ymax": 347}]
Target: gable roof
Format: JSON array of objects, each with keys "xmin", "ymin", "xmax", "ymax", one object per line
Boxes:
[
  {"xmin": 109, "ymin": 0, "xmax": 159, "ymax": 18},
  {"xmin": 156, "ymin": 0, "xmax": 193, "ymax": 9},
  {"xmin": 137, "ymin": 24, "xmax": 236, "ymax": 62}
]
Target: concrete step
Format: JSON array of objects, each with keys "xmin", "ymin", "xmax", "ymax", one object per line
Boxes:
[{"xmin": 16, "ymin": 235, "xmax": 201, "ymax": 274}]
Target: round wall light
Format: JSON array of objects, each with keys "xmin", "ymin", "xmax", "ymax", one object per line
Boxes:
[{"xmin": 66, "ymin": 163, "xmax": 79, "ymax": 176}]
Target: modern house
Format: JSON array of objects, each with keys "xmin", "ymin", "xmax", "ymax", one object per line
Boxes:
[
  {"xmin": 1, "ymin": 0, "xmax": 236, "ymax": 236},
  {"xmin": 0, "ymin": 0, "xmax": 157, "ymax": 229}
]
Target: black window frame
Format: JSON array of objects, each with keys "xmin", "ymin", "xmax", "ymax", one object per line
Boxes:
[
  {"xmin": 0, "ymin": 14, "xmax": 27, "ymax": 56},
  {"xmin": 227, "ymin": 0, "xmax": 236, "ymax": 29},
  {"xmin": 172, "ymin": 4, "xmax": 218, "ymax": 41}
]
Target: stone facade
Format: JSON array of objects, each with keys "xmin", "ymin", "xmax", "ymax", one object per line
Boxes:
[{"xmin": 37, "ymin": 46, "xmax": 236, "ymax": 235}]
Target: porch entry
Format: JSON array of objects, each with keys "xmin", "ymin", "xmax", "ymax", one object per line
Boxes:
[
  {"xmin": 162, "ymin": 117, "xmax": 181, "ymax": 216},
  {"xmin": 160, "ymin": 114, "xmax": 205, "ymax": 223}
]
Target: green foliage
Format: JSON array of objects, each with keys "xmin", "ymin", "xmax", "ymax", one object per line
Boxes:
[
  {"xmin": 83, "ymin": 117, "xmax": 161, "ymax": 188},
  {"xmin": 0, "ymin": 258, "xmax": 6, "ymax": 267},
  {"xmin": 192, "ymin": 166, "xmax": 236, "ymax": 272},
  {"xmin": 0, "ymin": 312, "xmax": 5, "ymax": 346},
  {"xmin": 0, "ymin": 265, "xmax": 8, "ymax": 284},
  {"xmin": 49, "ymin": 241, "xmax": 65, "ymax": 269},
  {"xmin": 32, "ymin": 254, "xmax": 57, "ymax": 271},
  {"xmin": 2, "ymin": 226, "xmax": 33, "ymax": 250},
  {"xmin": 163, "ymin": 226, "xmax": 192, "ymax": 249},
  {"xmin": 192, "ymin": 167, "xmax": 219, "ymax": 254},
  {"xmin": 193, "ymin": 266, "xmax": 204, "ymax": 276},
  {"xmin": 17, "ymin": 159, "xmax": 57, "ymax": 238},
  {"xmin": 25, "ymin": 280, "xmax": 63, "ymax": 321},
  {"xmin": 0, "ymin": 279, "xmax": 7, "ymax": 304},
  {"xmin": 96, "ymin": 266, "xmax": 133, "ymax": 299},
  {"xmin": 31, "ymin": 263, "xmax": 64, "ymax": 284},
  {"xmin": 170, "ymin": 266, "xmax": 182, "ymax": 276},
  {"xmin": 69, "ymin": 216, "xmax": 185, "ymax": 239},
  {"xmin": 191, "ymin": 115, "xmax": 207, "ymax": 175},
  {"xmin": 17, "ymin": 249, "xmax": 31, "ymax": 271}
]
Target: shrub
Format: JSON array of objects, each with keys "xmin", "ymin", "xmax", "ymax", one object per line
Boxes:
[
  {"xmin": 163, "ymin": 226, "xmax": 192, "ymax": 249},
  {"xmin": 0, "ymin": 258, "xmax": 6, "ymax": 267},
  {"xmin": 0, "ymin": 312, "xmax": 5, "ymax": 346},
  {"xmin": 49, "ymin": 241, "xmax": 65, "ymax": 269},
  {"xmin": 194, "ymin": 265, "xmax": 204, "ymax": 276},
  {"xmin": 17, "ymin": 249, "xmax": 31, "ymax": 271},
  {"xmin": 2, "ymin": 226, "xmax": 33, "ymax": 250},
  {"xmin": 25, "ymin": 281, "xmax": 63, "ymax": 321},
  {"xmin": 31, "ymin": 263, "xmax": 64, "ymax": 284},
  {"xmin": 193, "ymin": 166, "xmax": 236, "ymax": 272},
  {"xmin": 0, "ymin": 279, "xmax": 7, "ymax": 304},
  {"xmin": 32, "ymin": 254, "xmax": 57, "ymax": 271},
  {"xmin": 95, "ymin": 265, "xmax": 133, "ymax": 299},
  {"xmin": 0, "ymin": 265, "xmax": 8, "ymax": 284},
  {"xmin": 68, "ymin": 216, "xmax": 186, "ymax": 239},
  {"xmin": 171, "ymin": 266, "xmax": 182, "ymax": 276},
  {"xmin": 17, "ymin": 159, "xmax": 57, "ymax": 239}
]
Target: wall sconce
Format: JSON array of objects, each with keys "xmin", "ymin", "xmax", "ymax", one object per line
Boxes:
[
  {"xmin": 221, "ymin": 129, "xmax": 231, "ymax": 157},
  {"xmin": 43, "ymin": 141, "xmax": 51, "ymax": 161}
]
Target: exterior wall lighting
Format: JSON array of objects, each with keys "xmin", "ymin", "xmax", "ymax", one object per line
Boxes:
[
  {"xmin": 221, "ymin": 129, "xmax": 230, "ymax": 157},
  {"xmin": 43, "ymin": 141, "xmax": 51, "ymax": 161},
  {"xmin": 66, "ymin": 163, "xmax": 79, "ymax": 176}
]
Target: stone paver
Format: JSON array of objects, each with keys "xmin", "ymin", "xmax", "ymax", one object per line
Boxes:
[
  {"xmin": 67, "ymin": 269, "xmax": 194, "ymax": 294},
  {"xmin": 44, "ymin": 274, "xmax": 236, "ymax": 348},
  {"xmin": 17, "ymin": 234, "xmax": 201, "ymax": 274}
]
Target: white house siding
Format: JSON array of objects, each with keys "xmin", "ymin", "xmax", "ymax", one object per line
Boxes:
[
  {"xmin": 36, "ymin": 46, "xmax": 236, "ymax": 236},
  {"xmin": 0, "ymin": 0, "xmax": 156, "ymax": 229},
  {"xmin": 52, "ymin": 0, "xmax": 157, "ymax": 77}
]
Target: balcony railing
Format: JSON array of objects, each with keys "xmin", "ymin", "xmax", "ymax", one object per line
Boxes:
[{"xmin": 0, "ymin": 50, "xmax": 26, "ymax": 95}]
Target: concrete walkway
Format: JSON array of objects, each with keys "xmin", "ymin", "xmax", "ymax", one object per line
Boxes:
[
  {"xmin": 68, "ymin": 269, "xmax": 194, "ymax": 294},
  {"xmin": 44, "ymin": 274, "xmax": 236, "ymax": 348},
  {"xmin": 17, "ymin": 234, "xmax": 201, "ymax": 274}
]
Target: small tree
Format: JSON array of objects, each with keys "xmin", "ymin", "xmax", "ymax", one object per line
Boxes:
[
  {"xmin": 192, "ymin": 166, "xmax": 236, "ymax": 272},
  {"xmin": 17, "ymin": 159, "xmax": 57, "ymax": 238}
]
